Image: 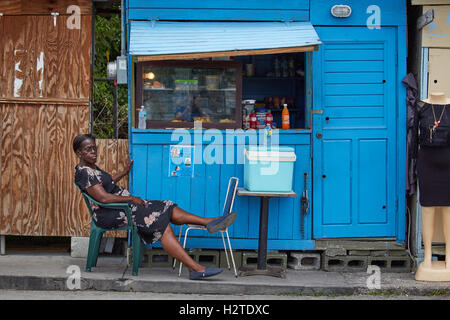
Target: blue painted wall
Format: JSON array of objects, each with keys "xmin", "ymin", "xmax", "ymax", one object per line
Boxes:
[
  {"xmin": 127, "ymin": 0, "xmax": 310, "ymax": 21},
  {"xmin": 125, "ymin": 0, "xmax": 408, "ymax": 247},
  {"xmin": 310, "ymin": 0, "xmax": 406, "ymax": 26},
  {"xmin": 130, "ymin": 130, "xmax": 314, "ymax": 250}
]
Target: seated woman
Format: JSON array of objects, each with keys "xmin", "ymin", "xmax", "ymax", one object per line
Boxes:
[{"xmin": 73, "ymin": 134, "xmax": 236, "ymax": 280}]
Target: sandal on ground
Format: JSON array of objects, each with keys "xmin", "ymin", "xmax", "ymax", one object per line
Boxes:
[{"xmin": 189, "ymin": 267, "xmax": 223, "ymax": 280}]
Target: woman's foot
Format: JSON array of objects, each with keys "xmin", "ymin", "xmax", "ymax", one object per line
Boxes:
[
  {"xmin": 206, "ymin": 212, "xmax": 237, "ymax": 233},
  {"xmin": 189, "ymin": 267, "xmax": 223, "ymax": 280}
]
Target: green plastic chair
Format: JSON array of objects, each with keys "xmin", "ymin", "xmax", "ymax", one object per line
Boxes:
[{"xmin": 75, "ymin": 183, "xmax": 143, "ymax": 276}]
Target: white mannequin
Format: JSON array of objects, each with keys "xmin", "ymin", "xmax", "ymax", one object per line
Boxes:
[{"xmin": 415, "ymin": 92, "xmax": 450, "ymax": 281}]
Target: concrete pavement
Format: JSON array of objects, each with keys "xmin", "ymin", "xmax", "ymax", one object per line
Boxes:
[{"xmin": 0, "ymin": 253, "xmax": 450, "ymax": 297}]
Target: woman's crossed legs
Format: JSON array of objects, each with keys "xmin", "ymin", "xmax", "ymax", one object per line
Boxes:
[{"xmin": 160, "ymin": 207, "xmax": 216, "ymax": 273}]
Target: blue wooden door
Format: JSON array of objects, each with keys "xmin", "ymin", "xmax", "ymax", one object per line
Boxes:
[{"xmin": 312, "ymin": 27, "xmax": 397, "ymax": 238}]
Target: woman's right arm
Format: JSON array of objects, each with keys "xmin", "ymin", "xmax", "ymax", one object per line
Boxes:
[{"xmin": 85, "ymin": 183, "xmax": 145, "ymax": 206}]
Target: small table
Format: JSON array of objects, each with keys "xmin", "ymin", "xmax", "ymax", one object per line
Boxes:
[{"xmin": 236, "ymin": 187, "xmax": 297, "ymax": 278}]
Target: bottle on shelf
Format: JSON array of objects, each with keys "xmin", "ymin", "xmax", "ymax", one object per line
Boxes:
[
  {"xmin": 282, "ymin": 104, "xmax": 290, "ymax": 129},
  {"xmin": 138, "ymin": 106, "xmax": 147, "ymax": 129},
  {"xmin": 288, "ymin": 56, "xmax": 295, "ymax": 77},
  {"xmin": 281, "ymin": 57, "xmax": 288, "ymax": 78},
  {"xmin": 265, "ymin": 110, "xmax": 273, "ymax": 129},
  {"xmin": 274, "ymin": 57, "xmax": 281, "ymax": 78},
  {"xmin": 273, "ymin": 96, "xmax": 280, "ymax": 109},
  {"xmin": 249, "ymin": 109, "xmax": 258, "ymax": 129}
]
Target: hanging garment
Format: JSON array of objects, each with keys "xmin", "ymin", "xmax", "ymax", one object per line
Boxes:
[
  {"xmin": 416, "ymin": 101, "xmax": 450, "ymax": 206},
  {"xmin": 402, "ymin": 73, "xmax": 419, "ymax": 196}
]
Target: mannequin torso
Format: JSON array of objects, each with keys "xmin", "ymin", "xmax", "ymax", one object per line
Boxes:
[{"xmin": 415, "ymin": 92, "xmax": 450, "ymax": 281}]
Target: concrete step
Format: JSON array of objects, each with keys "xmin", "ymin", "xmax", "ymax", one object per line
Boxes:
[
  {"xmin": 287, "ymin": 252, "xmax": 321, "ymax": 271},
  {"xmin": 242, "ymin": 251, "xmax": 287, "ymax": 269}
]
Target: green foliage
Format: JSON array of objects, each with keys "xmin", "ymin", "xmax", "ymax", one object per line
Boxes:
[{"xmin": 93, "ymin": 14, "xmax": 128, "ymax": 139}]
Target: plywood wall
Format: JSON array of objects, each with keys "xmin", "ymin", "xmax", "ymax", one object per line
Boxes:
[
  {"xmin": 0, "ymin": 14, "xmax": 91, "ymax": 101},
  {"xmin": 0, "ymin": 103, "xmax": 90, "ymax": 236},
  {"xmin": 0, "ymin": 0, "xmax": 92, "ymax": 15},
  {"xmin": 0, "ymin": 103, "xmax": 129, "ymax": 237},
  {"xmin": 0, "ymin": 0, "xmax": 128, "ymax": 237}
]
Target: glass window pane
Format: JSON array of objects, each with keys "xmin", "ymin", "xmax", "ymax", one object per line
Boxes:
[{"xmin": 141, "ymin": 65, "xmax": 237, "ymax": 125}]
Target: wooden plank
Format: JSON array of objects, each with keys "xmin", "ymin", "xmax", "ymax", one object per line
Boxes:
[
  {"xmin": 0, "ymin": 104, "xmax": 12, "ymax": 234},
  {"xmin": 45, "ymin": 14, "xmax": 59, "ymax": 98},
  {"xmin": 1, "ymin": 16, "xmax": 15, "ymax": 98},
  {"xmin": 79, "ymin": 15, "xmax": 91, "ymax": 99},
  {"xmin": 55, "ymin": 104, "xmax": 69, "ymax": 235},
  {"xmin": 42, "ymin": 105, "xmax": 57, "ymax": 235},
  {"xmin": 0, "ymin": 98, "xmax": 90, "ymax": 105},
  {"xmin": 68, "ymin": 15, "xmax": 81, "ymax": 98},
  {"xmin": 0, "ymin": 0, "xmax": 92, "ymax": 15},
  {"xmin": 106, "ymin": 139, "xmax": 119, "ymax": 177},
  {"xmin": 107, "ymin": 139, "xmax": 128, "ymax": 238},
  {"xmin": 101, "ymin": 139, "xmax": 126, "ymax": 239},
  {"xmin": 10, "ymin": 104, "xmax": 23, "ymax": 234},
  {"xmin": 21, "ymin": 105, "xmax": 36, "ymax": 235},
  {"xmin": 12, "ymin": 16, "xmax": 27, "ymax": 98},
  {"xmin": 23, "ymin": 15, "xmax": 37, "ymax": 98},
  {"xmin": 0, "ymin": 15, "xmax": 4, "ymax": 97},
  {"xmin": 77, "ymin": 105, "xmax": 91, "ymax": 236},
  {"xmin": 118, "ymin": 139, "xmax": 129, "ymax": 189},
  {"xmin": 32, "ymin": 104, "xmax": 47, "ymax": 235},
  {"xmin": 27, "ymin": 104, "xmax": 42, "ymax": 235},
  {"xmin": 56, "ymin": 14, "xmax": 70, "ymax": 99},
  {"xmin": 136, "ymin": 46, "xmax": 318, "ymax": 62},
  {"xmin": 65, "ymin": 106, "xmax": 83, "ymax": 235},
  {"xmin": 0, "ymin": 104, "xmax": 2, "ymax": 234},
  {"xmin": 35, "ymin": 15, "xmax": 47, "ymax": 98}
]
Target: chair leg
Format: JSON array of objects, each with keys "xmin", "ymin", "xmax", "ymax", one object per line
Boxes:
[
  {"xmin": 132, "ymin": 229, "xmax": 142, "ymax": 276},
  {"xmin": 86, "ymin": 228, "xmax": 103, "ymax": 272},
  {"xmin": 178, "ymin": 226, "xmax": 191, "ymax": 277},
  {"xmin": 94, "ymin": 231, "xmax": 104, "ymax": 267},
  {"xmin": 173, "ymin": 225, "xmax": 183, "ymax": 270},
  {"xmin": 225, "ymin": 230, "xmax": 238, "ymax": 278},
  {"xmin": 221, "ymin": 231, "xmax": 231, "ymax": 270}
]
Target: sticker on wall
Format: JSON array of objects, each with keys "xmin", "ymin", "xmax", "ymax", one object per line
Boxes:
[{"xmin": 169, "ymin": 145, "xmax": 194, "ymax": 177}]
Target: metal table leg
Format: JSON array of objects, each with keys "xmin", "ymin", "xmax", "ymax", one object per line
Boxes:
[{"xmin": 239, "ymin": 197, "xmax": 286, "ymax": 278}]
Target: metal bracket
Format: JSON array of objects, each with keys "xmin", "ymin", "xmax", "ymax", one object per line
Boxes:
[{"xmin": 51, "ymin": 12, "xmax": 59, "ymax": 27}]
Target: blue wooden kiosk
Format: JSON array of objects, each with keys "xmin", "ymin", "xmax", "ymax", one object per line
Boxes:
[{"xmin": 125, "ymin": 0, "xmax": 407, "ymax": 251}]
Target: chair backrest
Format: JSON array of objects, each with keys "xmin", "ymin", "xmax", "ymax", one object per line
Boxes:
[
  {"xmin": 222, "ymin": 177, "xmax": 239, "ymax": 216},
  {"xmin": 74, "ymin": 182, "xmax": 95, "ymax": 218}
]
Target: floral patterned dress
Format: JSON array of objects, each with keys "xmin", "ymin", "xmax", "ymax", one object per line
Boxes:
[{"xmin": 75, "ymin": 165, "xmax": 176, "ymax": 245}]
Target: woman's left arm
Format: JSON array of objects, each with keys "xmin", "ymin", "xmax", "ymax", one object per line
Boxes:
[{"xmin": 112, "ymin": 159, "xmax": 133, "ymax": 183}]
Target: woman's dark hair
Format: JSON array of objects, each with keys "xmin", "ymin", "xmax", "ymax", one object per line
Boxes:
[{"xmin": 73, "ymin": 134, "xmax": 96, "ymax": 152}]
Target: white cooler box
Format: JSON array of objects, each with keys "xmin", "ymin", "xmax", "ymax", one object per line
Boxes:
[{"xmin": 243, "ymin": 146, "xmax": 296, "ymax": 192}]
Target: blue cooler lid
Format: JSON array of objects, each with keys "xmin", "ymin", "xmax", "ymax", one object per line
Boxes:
[{"xmin": 245, "ymin": 146, "xmax": 296, "ymax": 161}]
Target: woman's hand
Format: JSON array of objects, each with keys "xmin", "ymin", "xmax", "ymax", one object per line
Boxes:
[
  {"xmin": 130, "ymin": 196, "xmax": 145, "ymax": 206},
  {"xmin": 124, "ymin": 159, "xmax": 133, "ymax": 174},
  {"xmin": 112, "ymin": 159, "xmax": 133, "ymax": 183}
]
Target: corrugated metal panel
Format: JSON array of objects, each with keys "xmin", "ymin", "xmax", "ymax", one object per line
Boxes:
[{"xmin": 129, "ymin": 21, "xmax": 321, "ymax": 56}]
